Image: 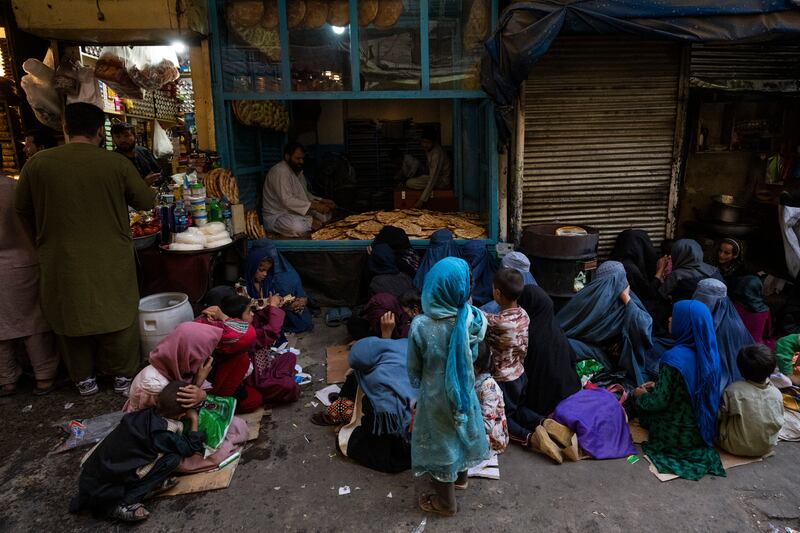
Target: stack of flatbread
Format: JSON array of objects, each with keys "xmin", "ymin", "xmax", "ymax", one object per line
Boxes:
[
  {"xmin": 204, "ymin": 168, "xmax": 240, "ymax": 204},
  {"xmin": 245, "ymin": 210, "xmax": 267, "ymax": 240},
  {"xmin": 311, "ymin": 209, "xmax": 486, "ymax": 241}
]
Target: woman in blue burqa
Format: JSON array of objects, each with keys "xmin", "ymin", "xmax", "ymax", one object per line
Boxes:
[
  {"xmin": 461, "ymin": 240, "xmax": 497, "ymax": 307},
  {"xmin": 244, "ymin": 239, "xmax": 313, "ymax": 333},
  {"xmin": 413, "ymin": 229, "xmax": 461, "ymax": 290},
  {"xmin": 557, "ymin": 261, "xmax": 654, "ymax": 387},
  {"xmin": 408, "ymin": 257, "xmax": 489, "ymax": 517}
]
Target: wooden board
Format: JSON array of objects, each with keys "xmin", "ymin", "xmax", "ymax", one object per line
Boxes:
[
  {"xmin": 158, "ymin": 458, "xmax": 239, "ymax": 497},
  {"xmin": 326, "ymin": 345, "xmax": 350, "ymax": 384},
  {"xmin": 238, "ymin": 408, "xmax": 264, "ymax": 441}
]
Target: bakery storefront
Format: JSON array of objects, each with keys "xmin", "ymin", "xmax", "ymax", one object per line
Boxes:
[{"xmin": 208, "ymin": 0, "xmax": 500, "ymax": 258}]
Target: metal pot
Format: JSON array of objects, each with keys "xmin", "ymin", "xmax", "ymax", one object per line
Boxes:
[{"xmin": 711, "ymin": 195, "xmax": 745, "ymax": 223}]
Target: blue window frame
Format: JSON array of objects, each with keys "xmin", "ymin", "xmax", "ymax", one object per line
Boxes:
[{"xmin": 207, "ymin": 0, "xmax": 499, "ymax": 249}]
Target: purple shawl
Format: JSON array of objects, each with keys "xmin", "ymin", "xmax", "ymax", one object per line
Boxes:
[{"xmin": 553, "ymin": 389, "xmax": 637, "ymax": 459}]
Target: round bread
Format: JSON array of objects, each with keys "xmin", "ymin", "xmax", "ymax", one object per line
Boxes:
[
  {"xmin": 358, "ymin": 0, "xmax": 378, "ymax": 26},
  {"xmin": 375, "ymin": 211, "xmax": 405, "ymax": 224},
  {"xmin": 373, "ymin": 0, "xmax": 403, "ymax": 29},
  {"xmin": 327, "ymin": 0, "xmax": 349, "ymax": 26},
  {"xmin": 302, "ymin": 0, "xmax": 327, "ymax": 29},
  {"xmin": 260, "ymin": 0, "xmax": 279, "ymax": 29},
  {"xmin": 227, "ymin": 1, "xmax": 265, "ymax": 28},
  {"xmin": 287, "ymin": 0, "xmax": 306, "ymax": 28}
]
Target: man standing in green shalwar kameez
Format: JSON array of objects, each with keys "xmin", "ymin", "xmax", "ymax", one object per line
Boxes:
[{"xmin": 15, "ymin": 103, "xmax": 155, "ymax": 396}]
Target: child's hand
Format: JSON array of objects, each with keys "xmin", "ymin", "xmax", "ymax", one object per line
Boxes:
[
  {"xmin": 202, "ymin": 306, "xmax": 227, "ymax": 321},
  {"xmin": 177, "ymin": 384, "xmax": 207, "ymax": 408},
  {"xmin": 619, "ymin": 286, "xmax": 631, "ymax": 305},
  {"xmin": 267, "ymin": 293, "xmax": 283, "ymax": 308},
  {"xmin": 196, "ymin": 356, "xmax": 214, "ymax": 384},
  {"xmin": 380, "ymin": 311, "xmax": 396, "ymax": 339},
  {"xmin": 290, "ymin": 297, "xmax": 307, "ymax": 313}
]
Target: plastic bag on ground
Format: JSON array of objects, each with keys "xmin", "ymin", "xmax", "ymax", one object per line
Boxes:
[
  {"xmin": 197, "ymin": 394, "xmax": 237, "ymax": 457},
  {"xmin": 153, "ymin": 119, "xmax": 173, "ymax": 157},
  {"xmin": 21, "ymin": 58, "xmax": 62, "ymax": 130},
  {"xmin": 52, "ymin": 411, "xmax": 124, "ymax": 453}
]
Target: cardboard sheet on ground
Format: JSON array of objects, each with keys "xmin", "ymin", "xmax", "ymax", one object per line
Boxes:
[
  {"xmin": 326, "ymin": 345, "xmax": 350, "ymax": 384},
  {"xmin": 468, "ymin": 454, "xmax": 500, "ymax": 479},
  {"xmin": 315, "ymin": 384, "xmax": 342, "ymax": 407},
  {"xmin": 238, "ymin": 408, "xmax": 265, "ymax": 441},
  {"xmin": 158, "ymin": 458, "xmax": 239, "ymax": 497},
  {"xmin": 629, "ymin": 421, "xmax": 774, "ymax": 481}
]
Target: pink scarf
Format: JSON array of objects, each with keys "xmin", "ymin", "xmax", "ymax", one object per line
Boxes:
[{"xmin": 149, "ymin": 322, "xmax": 223, "ymax": 381}]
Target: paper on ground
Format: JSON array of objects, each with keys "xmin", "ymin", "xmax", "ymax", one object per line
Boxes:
[
  {"xmin": 315, "ymin": 384, "xmax": 342, "ymax": 407},
  {"xmin": 468, "ymin": 453, "xmax": 500, "ymax": 479}
]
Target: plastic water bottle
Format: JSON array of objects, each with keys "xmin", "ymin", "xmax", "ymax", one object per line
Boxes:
[
  {"xmin": 220, "ymin": 197, "xmax": 233, "ymax": 235},
  {"xmin": 174, "ymin": 201, "xmax": 188, "ymax": 233}
]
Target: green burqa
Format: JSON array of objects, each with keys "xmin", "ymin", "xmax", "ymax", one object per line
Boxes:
[{"xmin": 15, "ymin": 143, "xmax": 155, "ymax": 336}]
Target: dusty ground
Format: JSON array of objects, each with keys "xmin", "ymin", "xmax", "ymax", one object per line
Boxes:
[{"xmin": 2, "ymin": 316, "xmax": 800, "ymax": 533}]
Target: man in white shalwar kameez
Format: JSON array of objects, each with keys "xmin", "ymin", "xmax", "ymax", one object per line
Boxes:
[{"xmin": 262, "ymin": 143, "xmax": 335, "ymax": 237}]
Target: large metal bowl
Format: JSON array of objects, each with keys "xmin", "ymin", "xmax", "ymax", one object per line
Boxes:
[{"xmin": 711, "ymin": 195, "xmax": 746, "ymax": 223}]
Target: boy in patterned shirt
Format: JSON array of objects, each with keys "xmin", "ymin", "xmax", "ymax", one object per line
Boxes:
[{"xmin": 483, "ymin": 268, "xmax": 537, "ymax": 446}]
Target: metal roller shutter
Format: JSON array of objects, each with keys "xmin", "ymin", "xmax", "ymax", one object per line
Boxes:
[
  {"xmin": 690, "ymin": 42, "xmax": 800, "ymax": 91},
  {"xmin": 522, "ymin": 37, "xmax": 682, "ymax": 255}
]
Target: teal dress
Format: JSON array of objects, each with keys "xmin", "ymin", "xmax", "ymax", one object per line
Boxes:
[{"xmin": 408, "ymin": 314, "xmax": 489, "ymax": 482}]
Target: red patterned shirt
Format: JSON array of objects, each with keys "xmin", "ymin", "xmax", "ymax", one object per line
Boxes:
[{"xmin": 484, "ymin": 306, "xmax": 530, "ymax": 382}]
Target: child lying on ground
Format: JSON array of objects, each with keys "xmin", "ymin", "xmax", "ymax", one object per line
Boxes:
[
  {"xmin": 70, "ymin": 381, "xmax": 206, "ymax": 522},
  {"xmin": 717, "ymin": 344, "xmax": 784, "ymax": 457},
  {"xmin": 474, "ymin": 341, "xmax": 509, "ymax": 454}
]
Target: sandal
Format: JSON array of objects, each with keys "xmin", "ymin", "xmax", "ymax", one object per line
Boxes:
[
  {"xmin": 325, "ymin": 308, "xmax": 342, "ymax": 327},
  {"xmin": 310, "ymin": 412, "xmax": 338, "ymax": 426},
  {"xmin": 32, "ymin": 384, "xmax": 55, "ymax": 396},
  {"xmin": 109, "ymin": 503, "xmax": 150, "ymax": 522},
  {"xmin": 418, "ymin": 494, "xmax": 457, "ymax": 517},
  {"xmin": 144, "ymin": 477, "xmax": 179, "ymax": 500},
  {"xmin": 454, "ymin": 480, "xmax": 469, "ymax": 490}
]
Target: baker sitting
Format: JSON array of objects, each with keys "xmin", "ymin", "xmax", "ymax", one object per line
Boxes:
[
  {"xmin": 262, "ymin": 142, "xmax": 335, "ymax": 237},
  {"xmin": 405, "ymin": 128, "xmax": 451, "ymax": 209}
]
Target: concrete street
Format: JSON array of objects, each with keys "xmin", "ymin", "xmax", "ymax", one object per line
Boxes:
[{"xmin": 2, "ymin": 317, "xmax": 799, "ymax": 532}]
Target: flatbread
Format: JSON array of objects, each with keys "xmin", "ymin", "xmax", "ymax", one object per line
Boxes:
[
  {"xmin": 373, "ymin": 0, "xmax": 403, "ymax": 29},
  {"xmin": 227, "ymin": 1, "xmax": 265, "ymax": 27},
  {"xmin": 453, "ymin": 225, "xmax": 486, "ymax": 239},
  {"xmin": 327, "ymin": 0, "xmax": 349, "ymax": 26},
  {"xmin": 287, "ymin": 0, "xmax": 306, "ymax": 28},
  {"xmin": 375, "ymin": 211, "xmax": 405, "ymax": 224},
  {"xmin": 358, "ymin": 0, "xmax": 378, "ymax": 26},
  {"xmin": 311, "ymin": 227, "xmax": 344, "ymax": 240},
  {"xmin": 346, "ymin": 229, "xmax": 374, "ymax": 241},
  {"xmin": 417, "ymin": 213, "xmax": 447, "ymax": 229},
  {"xmin": 302, "ymin": 0, "xmax": 328, "ymax": 28},
  {"xmin": 344, "ymin": 214, "xmax": 376, "ymax": 223},
  {"xmin": 355, "ymin": 220, "xmax": 385, "ymax": 234},
  {"xmin": 260, "ymin": 0, "xmax": 279, "ymax": 29},
  {"xmin": 393, "ymin": 220, "xmax": 422, "ymax": 236}
]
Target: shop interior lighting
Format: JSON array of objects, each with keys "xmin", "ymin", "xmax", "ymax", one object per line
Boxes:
[
  {"xmin": 331, "ymin": 25, "xmax": 346, "ymax": 35},
  {"xmin": 171, "ymin": 40, "xmax": 187, "ymax": 53}
]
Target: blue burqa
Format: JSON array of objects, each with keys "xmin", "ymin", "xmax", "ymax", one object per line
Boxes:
[
  {"xmin": 693, "ymin": 278, "xmax": 752, "ymax": 397},
  {"xmin": 660, "ymin": 300, "xmax": 722, "ymax": 447},
  {"xmin": 245, "ymin": 239, "xmax": 312, "ymax": 333},
  {"xmin": 461, "ymin": 240, "xmax": 498, "ymax": 307},
  {"xmin": 413, "ymin": 229, "xmax": 462, "ymax": 289},
  {"xmin": 407, "ymin": 257, "xmax": 489, "ymax": 482},
  {"xmin": 557, "ymin": 261, "xmax": 653, "ymax": 386},
  {"xmin": 481, "ymin": 251, "xmax": 537, "ymax": 314}
]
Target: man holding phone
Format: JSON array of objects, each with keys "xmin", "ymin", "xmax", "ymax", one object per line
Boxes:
[{"xmin": 111, "ymin": 122, "xmax": 162, "ymax": 186}]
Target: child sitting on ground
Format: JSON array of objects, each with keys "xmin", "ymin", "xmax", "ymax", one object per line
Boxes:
[
  {"xmin": 775, "ymin": 333, "xmax": 800, "ymax": 386},
  {"xmin": 474, "ymin": 341, "xmax": 509, "ymax": 454},
  {"xmin": 716, "ymin": 344, "xmax": 784, "ymax": 457},
  {"xmin": 196, "ymin": 295, "xmax": 263, "ymax": 413},
  {"xmin": 70, "ymin": 381, "xmax": 206, "ymax": 522}
]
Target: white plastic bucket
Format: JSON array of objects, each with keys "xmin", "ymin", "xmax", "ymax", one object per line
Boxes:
[{"xmin": 138, "ymin": 292, "xmax": 194, "ymax": 359}]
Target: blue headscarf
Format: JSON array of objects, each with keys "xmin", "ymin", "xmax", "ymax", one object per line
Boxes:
[
  {"xmin": 368, "ymin": 244, "xmax": 399, "ymax": 276},
  {"xmin": 660, "ymin": 300, "xmax": 722, "ymax": 447},
  {"xmin": 245, "ymin": 239, "xmax": 312, "ymax": 333},
  {"xmin": 348, "ymin": 337, "xmax": 416, "ymax": 437},
  {"xmin": 421, "ymin": 257, "xmax": 487, "ymax": 444},
  {"xmin": 501, "ymin": 251, "xmax": 537, "ymax": 286},
  {"xmin": 413, "ymin": 229, "xmax": 462, "ymax": 289},
  {"xmin": 461, "ymin": 241, "xmax": 497, "ymax": 307},
  {"xmin": 557, "ymin": 260, "xmax": 653, "ymax": 386},
  {"xmin": 693, "ymin": 278, "xmax": 752, "ymax": 396}
]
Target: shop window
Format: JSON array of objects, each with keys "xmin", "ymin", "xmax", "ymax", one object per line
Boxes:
[
  {"xmin": 289, "ymin": 2, "xmax": 351, "ymax": 91},
  {"xmin": 428, "ymin": 0, "xmax": 490, "ymax": 90},
  {"xmin": 220, "ymin": 0, "xmax": 282, "ymax": 93},
  {"xmin": 359, "ymin": 0, "xmax": 421, "ymax": 91}
]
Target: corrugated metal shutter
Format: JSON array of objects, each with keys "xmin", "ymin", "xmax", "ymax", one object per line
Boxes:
[
  {"xmin": 690, "ymin": 42, "xmax": 800, "ymax": 91},
  {"xmin": 522, "ymin": 37, "xmax": 682, "ymax": 255}
]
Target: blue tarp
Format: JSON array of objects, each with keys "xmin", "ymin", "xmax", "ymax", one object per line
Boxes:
[{"xmin": 482, "ymin": 0, "xmax": 800, "ymax": 139}]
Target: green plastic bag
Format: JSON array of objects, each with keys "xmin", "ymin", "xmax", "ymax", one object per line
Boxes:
[
  {"xmin": 195, "ymin": 394, "xmax": 236, "ymax": 457},
  {"xmin": 575, "ymin": 358, "xmax": 604, "ymax": 379}
]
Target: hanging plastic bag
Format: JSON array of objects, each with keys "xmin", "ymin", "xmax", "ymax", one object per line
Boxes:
[
  {"xmin": 53, "ymin": 57, "xmax": 80, "ymax": 96},
  {"xmin": 66, "ymin": 66, "xmax": 103, "ymax": 109},
  {"xmin": 153, "ymin": 119, "xmax": 174, "ymax": 157},
  {"xmin": 127, "ymin": 46, "xmax": 180, "ymax": 92},
  {"xmin": 20, "ymin": 58, "xmax": 62, "ymax": 130},
  {"xmin": 94, "ymin": 46, "xmax": 144, "ymax": 99},
  {"xmin": 196, "ymin": 394, "xmax": 236, "ymax": 457}
]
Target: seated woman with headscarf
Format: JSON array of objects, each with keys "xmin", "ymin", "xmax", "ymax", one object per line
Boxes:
[
  {"xmin": 481, "ymin": 251, "xmax": 537, "ymax": 314},
  {"xmin": 657, "ymin": 239, "xmax": 723, "ymax": 303},
  {"xmin": 634, "ymin": 300, "xmax": 725, "ymax": 481},
  {"xmin": 732, "ymin": 275, "xmax": 773, "ymax": 347},
  {"xmin": 611, "ymin": 229, "xmax": 670, "ymax": 335},
  {"xmin": 334, "ymin": 336, "xmax": 417, "ymax": 473},
  {"xmin": 557, "ymin": 261, "xmax": 654, "ymax": 387},
  {"xmin": 711, "ymin": 237, "xmax": 747, "ymax": 288},
  {"xmin": 413, "ymin": 228, "xmax": 461, "ymax": 290},
  {"xmin": 462, "ymin": 241, "xmax": 498, "ymax": 308},
  {"xmin": 243, "ymin": 239, "xmax": 312, "ymax": 334},
  {"xmin": 367, "ymin": 244, "xmax": 414, "ymax": 298},
  {"xmin": 693, "ymin": 278, "xmax": 754, "ymax": 396},
  {"xmin": 371, "ymin": 226, "xmax": 420, "ymax": 277},
  {"xmin": 124, "ymin": 322, "xmax": 249, "ymax": 473},
  {"xmin": 346, "ymin": 289, "xmax": 422, "ymax": 341}
]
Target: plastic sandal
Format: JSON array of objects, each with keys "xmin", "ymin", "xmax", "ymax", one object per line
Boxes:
[
  {"xmin": 337, "ymin": 307, "xmax": 353, "ymax": 321},
  {"xmin": 109, "ymin": 503, "xmax": 150, "ymax": 522},
  {"xmin": 325, "ymin": 308, "xmax": 341, "ymax": 327},
  {"xmin": 418, "ymin": 494, "xmax": 457, "ymax": 517}
]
